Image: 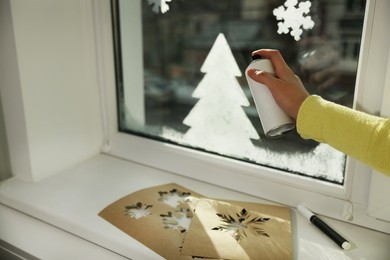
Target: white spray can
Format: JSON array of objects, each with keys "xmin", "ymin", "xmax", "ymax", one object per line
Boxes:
[{"xmin": 245, "ymin": 56, "xmax": 295, "ymax": 138}]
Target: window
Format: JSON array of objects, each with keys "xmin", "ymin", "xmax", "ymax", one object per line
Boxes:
[
  {"xmin": 107, "ymin": 0, "xmax": 390, "ymax": 230},
  {"xmin": 114, "ymin": 0, "xmax": 366, "ymax": 184}
]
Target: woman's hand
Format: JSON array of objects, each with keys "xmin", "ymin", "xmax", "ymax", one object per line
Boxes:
[{"xmin": 247, "ymin": 49, "xmax": 309, "ymax": 120}]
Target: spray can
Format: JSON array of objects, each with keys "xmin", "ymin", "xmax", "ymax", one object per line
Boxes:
[{"xmin": 245, "ymin": 56, "xmax": 295, "ymax": 137}]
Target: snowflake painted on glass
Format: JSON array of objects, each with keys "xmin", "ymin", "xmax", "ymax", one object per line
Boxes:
[
  {"xmin": 160, "ymin": 208, "xmax": 192, "ymax": 233},
  {"xmin": 273, "ymin": 0, "xmax": 315, "ymax": 41},
  {"xmin": 124, "ymin": 202, "xmax": 153, "ymax": 219},
  {"xmin": 158, "ymin": 189, "xmax": 191, "ymax": 208},
  {"xmin": 212, "ymin": 208, "xmax": 270, "ymax": 242},
  {"xmin": 148, "ymin": 0, "xmax": 172, "ymax": 14}
]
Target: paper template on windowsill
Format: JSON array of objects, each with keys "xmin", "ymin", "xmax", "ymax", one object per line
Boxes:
[
  {"xmin": 99, "ymin": 183, "xmax": 292, "ymax": 259},
  {"xmin": 181, "ymin": 198, "xmax": 292, "ymax": 260},
  {"xmin": 99, "ymin": 183, "xmax": 203, "ymax": 260}
]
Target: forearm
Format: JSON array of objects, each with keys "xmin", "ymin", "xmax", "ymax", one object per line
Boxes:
[{"xmin": 297, "ymin": 95, "xmax": 390, "ymax": 176}]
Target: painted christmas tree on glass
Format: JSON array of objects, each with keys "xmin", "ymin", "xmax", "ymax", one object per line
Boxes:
[{"xmin": 183, "ymin": 33, "xmax": 259, "ymax": 156}]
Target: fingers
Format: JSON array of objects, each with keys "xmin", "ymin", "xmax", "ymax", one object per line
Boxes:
[
  {"xmin": 247, "ymin": 69, "xmax": 285, "ymax": 97},
  {"xmin": 251, "ymin": 49, "xmax": 295, "ymax": 80},
  {"xmin": 247, "ymin": 69, "xmax": 279, "ymax": 89}
]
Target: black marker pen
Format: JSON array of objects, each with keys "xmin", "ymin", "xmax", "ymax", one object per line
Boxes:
[{"xmin": 297, "ymin": 204, "xmax": 351, "ymax": 250}]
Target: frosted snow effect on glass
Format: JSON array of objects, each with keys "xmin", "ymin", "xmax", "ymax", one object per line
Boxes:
[
  {"xmin": 273, "ymin": 0, "xmax": 315, "ymax": 41},
  {"xmin": 148, "ymin": 0, "xmax": 172, "ymax": 14},
  {"xmin": 159, "ymin": 33, "xmax": 345, "ymax": 183},
  {"xmin": 162, "ymin": 127, "xmax": 344, "ymax": 182},
  {"xmin": 183, "ymin": 34, "xmax": 260, "ymax": 155}
]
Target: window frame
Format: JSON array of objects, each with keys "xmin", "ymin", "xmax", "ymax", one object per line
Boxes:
[
  {"xmin": 367, "ymin": 50, "xmax": 390, "ymax": 222},
  {"xmin": 102, "ymin": 0, "xmax": 390, "ymax": 232}
]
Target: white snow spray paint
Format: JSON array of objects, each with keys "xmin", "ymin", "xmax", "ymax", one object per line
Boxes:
[
  {"xmin": 273, "ymin": 0, "xmax": 315, "ymax": 41},
  {"xmin": 148, "ymin": 0, "xmax": 172, "ymax": 14},
  {"xmin": 183, "ymin": 33, "xmax": 260, "ymax": 155}
]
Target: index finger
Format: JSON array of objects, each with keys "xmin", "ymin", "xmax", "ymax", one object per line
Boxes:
[{"xmin": 251, "ymin": 49, "xmax": 295, "ymax": 80}]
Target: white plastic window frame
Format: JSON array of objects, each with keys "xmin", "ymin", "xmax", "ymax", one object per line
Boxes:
[
  {"xmin": 367, "ymin": 50, "xmax": 390, "ymax": 222},
  {"xmin": 98, "ymin": 0, "xmax": 390, "ymax": 232}
]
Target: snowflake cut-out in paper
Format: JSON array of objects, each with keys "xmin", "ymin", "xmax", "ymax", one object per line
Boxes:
[
  {"xmin": 124, "ymin": 202, "xmax": 153, "ymax": 219},
  {"xmin": 148, "ymin": 0, "xmax": 172, "ymax": 14},
  {"xmin": 273, "ymin": 0, "xmax": 315, "ymax": 41},
  {"xmin": 212, "ymin": 208, "xmax": 270, "ymax": 242},
  {"xmin": 158, "ymin": 189, "xmax": 191, "ymax": 208},
  {"xmin": 160, "ymin": 208, "xmax": 192, "ymax": 233}
]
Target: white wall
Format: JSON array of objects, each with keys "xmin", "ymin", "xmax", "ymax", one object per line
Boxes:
[{"xmin": 0, "ymin": 0, "xmax": 103, "ymax": 181}]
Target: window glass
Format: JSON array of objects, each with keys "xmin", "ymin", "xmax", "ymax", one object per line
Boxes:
[{"xmin": 114, "ymin": 0, "xmax": 366, "ymax": 184}]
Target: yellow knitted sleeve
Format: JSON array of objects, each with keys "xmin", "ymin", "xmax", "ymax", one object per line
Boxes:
[{"xmin": 297, "ymin": 95, "xmax": 390, "ymax": 177}]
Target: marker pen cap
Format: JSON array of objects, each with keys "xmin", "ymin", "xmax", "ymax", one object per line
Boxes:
[{"xmin": 297, "ymin": 204, "xmax": 313, "ymax": 220}]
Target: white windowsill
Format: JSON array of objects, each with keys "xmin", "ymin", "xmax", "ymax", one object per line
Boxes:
[{"xmin": 0, "ymin": 154, "xmax": 389, "ymax": 259}]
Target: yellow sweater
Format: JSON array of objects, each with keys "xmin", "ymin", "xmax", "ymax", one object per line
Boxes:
[{"xmin": 297, "ymin": 95, "xmax": 390, "ymax": 177}]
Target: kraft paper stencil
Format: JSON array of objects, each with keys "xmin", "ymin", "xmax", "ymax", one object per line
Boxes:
[
  {"xmin": 181, "ymin": 199, "xmax": 292, "ymax": 260},
  {"xmin": 99, "ymin": 183, "xmax": 292, "ymax": 259},
  {"xmin": 99, "ymin": 183, "xmax": 203, "ymax": 260}
]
